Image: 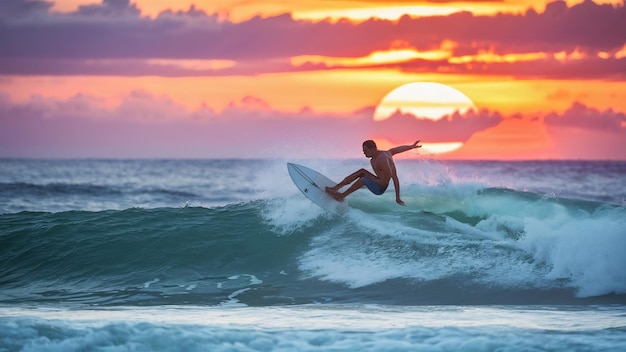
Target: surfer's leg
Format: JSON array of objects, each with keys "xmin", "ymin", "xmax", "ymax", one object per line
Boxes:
[
  {"xmin": 325, "ymin": 178, "xmax": 365, "ymax": 200},
  {"xmin": 338, "ymin": 178, "xmax": 366, "ymax": 199},
  {"xmin": 326, "ymin": 168, "xmax": 374, "ymax": 201},
  {"xmin": 330, "ymin": 168, "xmax": 374, "ymax": 190},
  {"xmin": 325, "ymin": 187, "xmax": 345, "ymax": 202}
]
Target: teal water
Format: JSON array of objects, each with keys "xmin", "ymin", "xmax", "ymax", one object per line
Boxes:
[{"xmin": 1, "ymin": 159, "xmax": 625, "ymax": 351}]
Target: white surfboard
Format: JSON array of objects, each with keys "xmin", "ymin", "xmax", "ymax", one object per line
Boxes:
[{"xmin": 287, "ymin": 163, "xmax": 348, "ymax": 213}]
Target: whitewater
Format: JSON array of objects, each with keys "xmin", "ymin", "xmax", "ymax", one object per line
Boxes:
[{"xmin": 1, "ymin": 158, "xmax": 625, "ymax": 351}]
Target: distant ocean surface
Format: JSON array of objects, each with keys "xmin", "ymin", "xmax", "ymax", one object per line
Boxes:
[{"xmin": 1, "ymin": 159, "xmax": 625, "ymax": 351}]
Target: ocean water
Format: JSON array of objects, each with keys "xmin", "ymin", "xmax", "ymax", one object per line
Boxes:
[{"xmin": 1, "ymin": 158, "xmax": 625, "ymax": 351}]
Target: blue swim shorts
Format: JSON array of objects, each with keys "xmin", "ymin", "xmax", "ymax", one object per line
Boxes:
[{"xmin": 363, "ymin": 177, "xmax": 388, "ymax": 195}]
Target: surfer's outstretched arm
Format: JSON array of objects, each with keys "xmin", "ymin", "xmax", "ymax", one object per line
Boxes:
[{"xmin": 389, "ymin": 140, "xmax": 421, "ymax": 155}]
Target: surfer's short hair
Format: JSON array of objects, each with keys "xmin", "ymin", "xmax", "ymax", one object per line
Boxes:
[{"xmin": 362, "ymin": 140, "xmax": 377, "ymax": 149}]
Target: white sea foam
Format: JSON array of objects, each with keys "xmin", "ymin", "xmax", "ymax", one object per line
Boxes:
[
  {"xmin": 520, "ymin": 206, "xmax": 626, "ymax": 296},
  {"xmin": 296, "ymin": 177, "xmax": 626, "ymax": 297},
  {"xmin": 1, "ymin": 306, "xmax": 625, "ymax": 352},
  {"xmin": 261, "ymin": 195, "xmax": 329, "ymax": 236}
]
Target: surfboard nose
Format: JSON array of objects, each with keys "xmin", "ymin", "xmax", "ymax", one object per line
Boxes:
[{"xmin": 287, "ymin": 163, "xmax": 345, "ymax": 213}]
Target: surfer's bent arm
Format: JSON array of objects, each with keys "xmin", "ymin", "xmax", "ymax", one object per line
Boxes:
[
  {"xmin": 389, "ymin": 140, "xmax": 421, "ymax": 155},
  {"xmin": 392, "ymin": 172, "xmax": 403, "ymax": 205}
]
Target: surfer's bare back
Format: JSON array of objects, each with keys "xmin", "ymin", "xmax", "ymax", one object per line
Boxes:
[{"xmin": 325, "ymin": 140, "xmax": 421, "ymax": 205}]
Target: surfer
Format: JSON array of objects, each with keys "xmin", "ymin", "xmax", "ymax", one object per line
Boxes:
[{"xmin": 325, "ymin": 140, "xmax": 421, "ymax": 205}]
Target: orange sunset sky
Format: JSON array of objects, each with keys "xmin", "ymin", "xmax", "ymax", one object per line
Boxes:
[{"xmin": 1, "ymin": 0, "xmax": 625, "ymax": 159}]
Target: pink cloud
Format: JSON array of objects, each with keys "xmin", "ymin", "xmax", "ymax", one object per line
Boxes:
[
  {"xmin": 3, "ymin": 92, "xmax": 625, "ymax": 160},
  {"xmin": 375, "ymin": 109, "xmax": 502, "ymax": 143},
  {"xmin": 0, "ymin": 92, "xmax": 501, "ymax": 158},
  {"xmin": 545, "ymin": 102, "xmax": 626, "ymax": 131},
  {"xmin": 544, "ymin": 103, "xmax": 626, "ymax": 159}
]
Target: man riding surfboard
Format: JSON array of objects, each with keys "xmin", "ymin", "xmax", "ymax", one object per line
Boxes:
[{"xmin": 325, "ymin": 140, "xmax": 421, "ymax": 205}]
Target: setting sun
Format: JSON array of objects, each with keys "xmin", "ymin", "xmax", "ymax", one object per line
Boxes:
[
  {"xmin": 371, "ymin": 82, "xmax": 480, "ymax": 155},
  {"xmin": 373, "ymin": 82, "xmax": 477, "ymax": 121}
]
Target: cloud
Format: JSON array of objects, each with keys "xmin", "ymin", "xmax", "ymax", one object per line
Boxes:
[
  {"xmin": 545, "ymin": 102, "xmax": 626, "ymax": 131},
  {"xmin": 0, "ymin": 92, "xmax": 502, "ymax": 158},
  {"xmin": 4, "ymin": 91, "xmax": 624, "ymax": 160},
  {"xmin": 375, "ymin": 108, "xmax": 502, "ymax": 143},
  {"xmin": 395, "ymin": 55, "xmax": 626, "ymax": 80},
  {"xmin": 75, "ymin": 0, "xmax": 141, "ymax": 17},
  {"xmin": 0, "ymin": 0, "xmax": 52, "ymax": 19},
  {"xmin": 543, "ymin": 102, "xmax": 626, "ymax": 159},
  {"xmin": 0, "ymin": 0, "xmax": 624, "ymax": 78}
]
